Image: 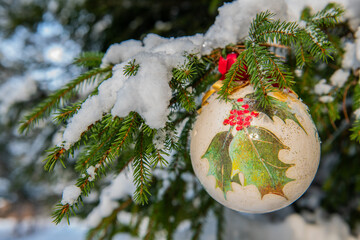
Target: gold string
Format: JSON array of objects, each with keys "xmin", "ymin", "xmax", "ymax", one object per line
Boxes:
[{"xmin": 198, "ymin": 80, "xmax": 250, "ymax": 113}]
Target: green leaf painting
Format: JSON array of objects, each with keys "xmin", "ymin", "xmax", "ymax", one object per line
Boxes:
[
  {"xmin": 229, "ymin": 126, "xmax": 294, "ymax": 199},
  {"xmin": 202, "ymin": 126, "xmax": 294, "ymax": 200},
  {"xmin": 201, "ymin": 93, "xmax": 301, "ymax": 199},
  {"xmin": 202, "ymin": 131, "xmax": 234, "ymax": 198},
  {"xmin": 245, "ymin": 93, "xmax": 307, "ymax": 133}
]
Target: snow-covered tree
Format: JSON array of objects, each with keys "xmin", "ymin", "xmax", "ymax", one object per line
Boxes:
[{"xmin": 2, "ymin": 0, "xmax": 360, "ymax": 239}]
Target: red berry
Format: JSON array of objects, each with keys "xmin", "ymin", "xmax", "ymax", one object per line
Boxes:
[
  {"xmin": 223, "ymin": 119, "xmax": 229, "ymax": 125},
  {"xmin": 237, "ymin": 120, "xmax": 243, "ymax": 125},
  {"xmin": 229, "ymin": 115, "xmax": 235, "ymax": 120},
  {"xmin": 237, "ymin": 110, "xmax": 244, "ymax": 115},
  {"xmin": 242, "ymin": 104, "xmax": 249, "ymax": 109},
  {"xmin": 230, "ymin": 121, "xmax": 236, "ymax": 126},
  {"xmin": 244, "ymin": 121, "xmax": 250, "ymax": 127},
  {"xmin": 230, "ymin": 109, "xmax": 235, "ymax": 114},
  {"xmin": 244, "ymin": 110, "xmax": 250, "ymax": 114},
  {"xmin": 245, "ymin": 116, "xmax": 251, "ymax": 121},
  {"xmin": 237, "ymin": 98, "xmax": 244, "ymax": 102},
  {"xmin": 236, "ymin": 125, "xmax": 243, "ymax": 131}
]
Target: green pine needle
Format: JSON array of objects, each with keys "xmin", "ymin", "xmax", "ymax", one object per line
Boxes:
[
  {"xmin": 218, "ymin": 51, "xmax": 247, "ymax": 100},
  {"xmin": 310, "ymin": 3, "xmax": 344, "ymax": 27},
  {"xmin": 73, "ymin": 51, "xmax": 105, "ymax": 68},
  {"xmin": 123, "ymin": 59, "xmax": 140, "ymax": 76},
  {"xmin": 19, "ymin": 66, "xmax": 112, "ymax": 133}
]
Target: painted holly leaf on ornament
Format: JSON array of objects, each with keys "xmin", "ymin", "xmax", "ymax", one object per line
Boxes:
[
  {"xmin": 229, "ymin": 126, "xmax": 294, "ymax": 199},
  {"xmin": 202, "ymin": 131, "xmax": 233, "ymax": 198},
  {"xmin": 244, "ymin": 93, "xmax": 307, "ymax": 134}
]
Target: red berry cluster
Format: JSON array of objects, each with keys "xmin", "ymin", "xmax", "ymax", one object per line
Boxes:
[{"xmin": 223, "ymin": 98, "xmax": 260, "ymax": 131}]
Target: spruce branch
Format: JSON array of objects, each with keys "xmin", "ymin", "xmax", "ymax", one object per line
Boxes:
[
  {"xmin": 310, "ymin": 3, "xmax": 344, "ymax": 27},
  {"xmin": 43, "ymin": 146, "xmax": 67, "ymax": 171},
  {"xmin": 73, "ymin": 51, "xmax": 105, "ymax": 68},
  {"xmin": 177, "ymin": 86, "xmax": 196, "ymax": 111},
  {"xmin": 249, "ymin": 10, "xmax": 275, "ymax": 40},
  {"xmin": 133, "ymin": 131, "xmax": 153, "ymax": 205},
  {"xmin": 19, "ymin": 66, "xmax": 112, "ymax": 133},
  {"xmin": 252, "ymin": 19, "xmax": 298, "ymax": 45},
  {"xmin": 301, "ymin": 25, "xmax": 334, "ymax": 62},
  {"xmin": 170, "ymin": 56, "xmax": 207, "ymax": 111},
  {"xmin": 353, "ymin": 84, "xmax": 360, "ymax": 110},
  {"xmin": 294, "ymin": 42, "xmax": 311, "ymax": 67},
  {"xmin": 350, "ymin": 120, "xmax": 360, "ymax": 143},
  {"xmin": 218, "ymin": 51, "xmax": 247, "ymax": 100},
  {"xmin": 216, "ymin": 8, "xmax": 341, "ymax": 107},
  {"xmin": 75, "ymin": 115, "xmax": 125, "ymax": 171},
  {"xmin": 245, "ymin": 43, "xmax": 275, "ymax": 108},
  {"xmin": 53, "ymin": 102, "xmax": 82, "ymax": 124},
  {"xmin": 53, "ymin": 156, "xmax": 134, "ymax": 225},
  {"xmin": 123, "ymin": 59, "xmax": 140, "ymax": 76},
  {"xmin": 350, "ymin": 84, "xmax": 360, "ymax": 142}
]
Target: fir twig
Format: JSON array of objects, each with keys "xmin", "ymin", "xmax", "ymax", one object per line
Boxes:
[
  {"xmin": 73, "ymin": 51, "xmax": 105, "ymax": 68},
  {"xmin": 123, "ymin": 59, "xmax": 140, "ymax": 76},
  {"xmin": 53, "ymin": 102, "xmax": 82, "ymax": 124},
  {"xmin": 43, "ymin": 146, "xmax": 67, "ymax": 171},
  {"xmin": 218, "ymin": 51, "xmax": 247, "ymax": 100},
  {"xmin": 19, "ymin": 66, "xmax": 112, "ymax": 133},
  {"xmin": 310, "ymin": 3, "xmax": 344, "ymax": 27},
  {"xmin": 133, "ymin": 131, "xmax": 153, "ymax": 205}
]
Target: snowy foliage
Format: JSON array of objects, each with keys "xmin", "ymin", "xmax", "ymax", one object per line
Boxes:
[
  {"xmin": 61, "ymin": 185, "xmax": 81, "ymax": 206},
  {"xmin": 14, "ymin": 0, "xmax": 360, "ymax": 237},
  {"xmin": 59, "ymin": 0, "xmax": 354, "ymax": 149}
]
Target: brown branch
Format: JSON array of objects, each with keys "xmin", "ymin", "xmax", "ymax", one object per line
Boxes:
[
  {"xmin": 260, "ymin": 43, "xmax": 291, "ymax": 49},
  {"xmin": 343, "ymin": 83, "xmax": 351, "ymax": 124}
]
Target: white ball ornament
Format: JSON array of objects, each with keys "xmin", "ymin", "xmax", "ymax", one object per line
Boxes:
[{"xmin": 190, "ymin": 85, "xmax": 320, "ymax": 213}]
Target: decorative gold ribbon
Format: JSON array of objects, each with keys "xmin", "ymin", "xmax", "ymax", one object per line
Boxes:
[{"xmin": 198, "ymin": 80, "xmax": 250, "ymax": 113}]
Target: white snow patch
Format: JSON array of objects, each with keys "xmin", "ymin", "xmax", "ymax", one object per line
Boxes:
[
  {"xmin": 101, "ymin": 40, "xmax": 143, "ymax": 68},
  {"xmin": 342, "ymin": 42, "xmax": 360, "ymax": 71},
  {"xmin": 314, "ymin": 79, "xmax": 332, "ymax": 95},
  {"xmin": 86, "ymin": 166, "xmax": 96, "ymax": 181},
  {"xmin": 319, "ymin": 95, "xmax": 334, "ymax": 103},
  {"xmin": 330, "ymin": 69, "xmax": 350, "ymax": 88},
  {"xmin": 61, "ymin": 185, "xmax": 81, "ymax": 205},
  {"xmin": 202, "ymin": 0, "xmax": 287, "ymax": 54},
  {"xmin": 354, "ymin": 108, "xmax": 360, "ymax": 119},
  {"xmin": 355, "ymin": 27, "xmax": 360, "ymax": 62},
  {"xmin": 62, "ymin": 62, "xmax": 128, "ymax": 149},
  {"xmin": 0, "ymin": 76, "xmax": 37, "ymax": 119},
  {"xmin": 110, "ymin": 52, "xmax": 174, "ymax": 129}
]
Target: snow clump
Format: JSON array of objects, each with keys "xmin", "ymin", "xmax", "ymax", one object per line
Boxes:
[
  {"xmin": 314, "ymin": 79, "xmax": 332, "ymax": 95},
  {"xmin": 61, "ymin": 185, "xmax": 82, "ymax": 205},
  {"xmin": 330, "ymin": 69, "xmax": 350, "ymax": 88}
]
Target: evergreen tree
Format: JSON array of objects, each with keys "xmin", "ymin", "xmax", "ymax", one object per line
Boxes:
[{"xmin": 1, "ymin": 0, "xmax": 360, "ymax": 239}]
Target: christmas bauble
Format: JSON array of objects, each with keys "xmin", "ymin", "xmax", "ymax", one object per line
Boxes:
[{"xmin": 190, "ymin": 85, "xmax": 320, "ymax": 213}]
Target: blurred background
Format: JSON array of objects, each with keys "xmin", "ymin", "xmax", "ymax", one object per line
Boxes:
[{"xmin": 0, "ymin": 0, "xmax": 360, "ymax": 239}]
